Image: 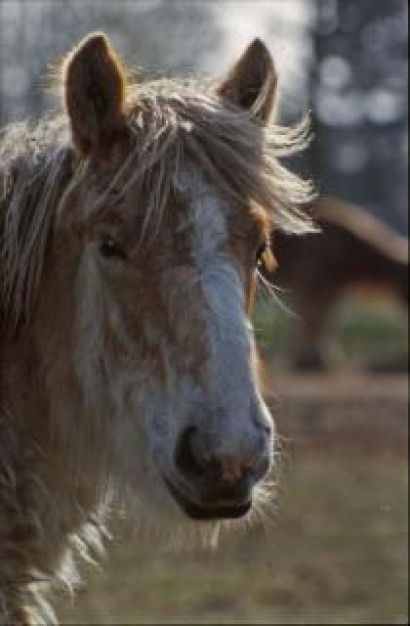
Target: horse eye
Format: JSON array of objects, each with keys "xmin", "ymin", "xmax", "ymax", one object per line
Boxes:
[{"xmin": 99, "ymin": 236, "xmax": 126, "ymax": 260}]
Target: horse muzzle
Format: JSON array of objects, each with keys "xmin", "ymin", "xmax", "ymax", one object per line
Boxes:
[
  {"xmin": 163, "ymin": 423, "xmax": 272, "ymax": 520},
  {"xmin": 164, "ymin": 475, "xmax": 252, "ymax": 520}
]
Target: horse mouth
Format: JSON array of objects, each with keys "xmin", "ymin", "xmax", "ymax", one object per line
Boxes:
[{"xmin": 164, "ymin": 477, "xmax": 252, "ymax": 521}]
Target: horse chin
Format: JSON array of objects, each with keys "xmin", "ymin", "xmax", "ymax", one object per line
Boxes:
[{"xmin": 163, "ymin": 476, "xmax": 252, "ymax": 521}]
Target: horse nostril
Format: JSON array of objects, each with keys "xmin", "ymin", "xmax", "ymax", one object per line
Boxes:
[
  {"xmin": 251, "ymin": 453, "xmax": 271, "ymax": 482},
  {"xmin": 174, "ymin": 427, "xmax": 262, "ymax": 489},
  {"xmin": 174, "ymin": 426, "xmax": 206, "ymax": 480},
  {"xmin": 175, "ymin": 427, "xmax": 238, "ymax": 484}
]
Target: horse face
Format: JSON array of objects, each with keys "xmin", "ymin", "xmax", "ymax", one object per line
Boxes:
[
  {"xmin": 59, "ymin": 160, "xmax": 274, "ymax": 521},
  {"xmin": 59, "ymin": 33, "xmax": 279, "ymax": 521}
]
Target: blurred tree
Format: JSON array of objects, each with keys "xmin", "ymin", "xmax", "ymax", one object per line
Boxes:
[
  {"xmin": 0, "ymin": 0, "xmax": 222, "ymax": 123},
  {"xmin": 308, "ymin": 0, "xmax": 408, "ymax": 233}
]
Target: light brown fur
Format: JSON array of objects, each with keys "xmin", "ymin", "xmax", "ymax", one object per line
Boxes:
[{"xmin": 0, "ymin": 33, "xmax": 314, "ymax": 623}]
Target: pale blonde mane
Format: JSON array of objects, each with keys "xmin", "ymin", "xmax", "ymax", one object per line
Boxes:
[
  {"xmin": 0, "ymin": 77, "xmax": 315, "ymax": 333},
  {"xmin": 0, "ymin": 118, "xmax": 72, "ymax": 331}
]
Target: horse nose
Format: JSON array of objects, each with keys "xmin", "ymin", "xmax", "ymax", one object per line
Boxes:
[{"xmin": 174, "ymin": 426, "xmax": 270, "ymax": 500}]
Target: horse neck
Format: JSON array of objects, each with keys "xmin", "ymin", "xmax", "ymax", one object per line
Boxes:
[
  {"xmin": 1, "ymin": 324, "xmax": 106, "ymax": 510},
  {"xmin": 1, "ymin": 329, "xmax": 45, "ymax": 433},
  {"xmin": 0, "ymin": 328, "xmax": 109, "ymax": 593}
]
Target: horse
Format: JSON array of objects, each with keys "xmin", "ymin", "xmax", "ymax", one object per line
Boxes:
[
  {"xmin": 0, "ymin": 32, "xmax": 315, "ymax": 624},
  {"xmin": 269, "ymin": 195, "xmax": 408, "ymax": 370}
]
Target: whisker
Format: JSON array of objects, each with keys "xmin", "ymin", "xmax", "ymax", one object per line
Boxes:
[{"xmin": 256, "ymin": 269, "xmax": 299, "ymax": 319}]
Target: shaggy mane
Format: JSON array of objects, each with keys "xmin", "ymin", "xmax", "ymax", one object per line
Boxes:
[{"xmin": 1, "ymin": 77, "xmax": 315, "ymax": 333}]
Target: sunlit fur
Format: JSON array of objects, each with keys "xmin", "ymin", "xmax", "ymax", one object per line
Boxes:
[{"xmin": 0, "ymin": 34, "xmax": 315, "ymax": 624}]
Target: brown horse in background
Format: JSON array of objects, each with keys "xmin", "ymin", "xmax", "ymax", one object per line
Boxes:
[
  {"xmin": 0, "ymin": 33, "xmax": 314, "ymax": 624},
  {"xmin": 270, "ymin": 196, "xmax": 408, "ymax": 370}
]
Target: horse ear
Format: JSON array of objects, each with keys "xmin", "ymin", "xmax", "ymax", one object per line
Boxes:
[
  {"xmin": 217, "ymin": 39, "xmax": 277, "ymax": 124},
  {"xmin": 62, "ymin": 32, "xmax": 126, "ymax": 154}
]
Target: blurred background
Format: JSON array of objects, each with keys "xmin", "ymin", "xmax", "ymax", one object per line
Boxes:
[{"xmin": 1, "ymin": 1, "xmax": 407, "ymax": 623}]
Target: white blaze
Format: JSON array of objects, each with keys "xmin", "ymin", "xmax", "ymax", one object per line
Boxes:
[{"xmin": 177, "ymin": 167, "xmax": 259, "ymax": 457}]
